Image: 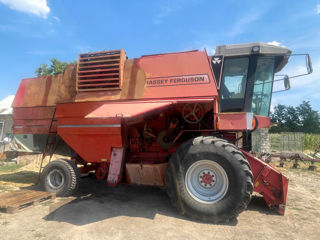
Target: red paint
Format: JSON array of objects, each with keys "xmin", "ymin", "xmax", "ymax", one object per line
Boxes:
[
  {"xmin": 41, "ymin": 77, "xmax": 53, "ymax": 106},
  {"xmin": 241, "ymin": 150, "xmax": 289, "ymax": 215},
  {"xmin": 12, "ymin": 79, "xmax": 27, "ymax": 108},
  {"xmin": 202, "ymin": 174, "xmax": 214, "ymax": 184},
  {"xmin": 95, "ymin": 163, "xmax": 108, "ymax": 180}
]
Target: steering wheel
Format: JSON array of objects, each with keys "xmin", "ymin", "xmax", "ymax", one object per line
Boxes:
[{"xmin": 182, "ymin": 103, "xmax": 204, "ymax": 124}]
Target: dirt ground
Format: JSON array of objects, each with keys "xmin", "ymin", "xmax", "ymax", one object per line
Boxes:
[{"xmin": 0, "ymin": 161, "xmax": 319, "ymax": 240}]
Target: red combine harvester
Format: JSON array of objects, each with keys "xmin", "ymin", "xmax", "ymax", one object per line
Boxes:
[{"xmin": 12, "ymin": 43, "xmax": 313, "ymax": 222}]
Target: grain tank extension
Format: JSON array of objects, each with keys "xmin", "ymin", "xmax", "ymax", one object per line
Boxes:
[{"xmin": 12, "ymin": 43, "xmax": 313, "ymax": 222}]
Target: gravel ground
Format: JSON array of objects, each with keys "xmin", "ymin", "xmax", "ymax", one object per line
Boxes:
[{"xmin": 0, "ymin": 163, "xmax": 319, "ymax": 240}]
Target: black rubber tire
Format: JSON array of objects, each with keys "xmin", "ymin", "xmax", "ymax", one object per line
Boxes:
[
  {"xmin": 41, "ymin": 159, "xmax": 80, "ymax": 197},
  {"xmin": 165, "ymin": 136, "xmax": 253, "ymax": 223}
]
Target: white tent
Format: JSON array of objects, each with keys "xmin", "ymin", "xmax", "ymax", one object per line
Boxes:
[{"xmin": 0, "ymin": 95, "xmax": 14, "ymax": 115}]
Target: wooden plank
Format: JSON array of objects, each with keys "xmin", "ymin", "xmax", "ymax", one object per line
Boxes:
[
  {"xmin": 2, "ymin": 191, "xmax": 49, "ymax": 206},
  {"xmin": 0, "ymin": 190, "xmax": 43, "ymax": 205},
  {"xmin": 0, "ymin": 190, "xmax": 55, "ymax": 214}
]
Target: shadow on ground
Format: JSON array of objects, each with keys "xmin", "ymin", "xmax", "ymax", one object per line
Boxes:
[
  {"xmin": 43, "ymin": 177, "xmax": 278, "ymax": 226},
  {"xmin": 0, "ymin": 171, "xmax": 38, "ymax": 185},
  {"xmin": 247, "ymin": 195, "xmax": 279, "ymax": 216}
]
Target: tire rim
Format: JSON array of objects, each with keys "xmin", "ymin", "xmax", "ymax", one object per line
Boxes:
[
  {"xmin": 47, "ymin": 169, "xmax": 65, "ymax": 189},
  {"xmin": 185, "ymin": 160, "xmax": 229, "ymax": 203}
]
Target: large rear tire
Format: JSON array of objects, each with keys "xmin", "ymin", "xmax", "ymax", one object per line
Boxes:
[
  {"xmin": 41, "ymin": 159, "xmax": 80, "ymax": 197},
  {"xmin": 166, "ymin": 136, "xmax": 253, "ymax": 223}
]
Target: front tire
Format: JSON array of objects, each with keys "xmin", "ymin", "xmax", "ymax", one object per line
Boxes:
[
  {"xmin": 166, "ymin": 136, "xmax": 253, "ymax": 223},
  {"xmin": 41, "ymin": 159, "xmax": 80, "ymax": 197}
]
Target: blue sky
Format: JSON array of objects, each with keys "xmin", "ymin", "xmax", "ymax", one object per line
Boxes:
[{"xmin": 0, "ymin": 0, "xmax": 319, "ymax": 110}]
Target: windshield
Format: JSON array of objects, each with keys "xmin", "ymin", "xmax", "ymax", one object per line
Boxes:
[{"xmin": 251, "ymin": 57, "xmax": 275, "ymax": 116}]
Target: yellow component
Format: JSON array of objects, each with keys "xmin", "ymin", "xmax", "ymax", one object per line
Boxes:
[
  {"xmin": 255, "ymin": 181, "xmax": 260, "ymax": 187},
  {"xmin": 101, "ymin": 158, "xmax": 107, "ymax": 162}
]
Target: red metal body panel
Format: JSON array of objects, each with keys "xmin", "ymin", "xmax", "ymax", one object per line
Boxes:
[
  {"xmin": 86, "ymin": 102, "xmax": 172, "ymax": 118},
  {"xmin": 217, "ymin": 113, "xmax": 271, "ymax": 130},
  {"xmin": 12, "ymin": 107, "xmax": 56, "ymax": 134},
  {"xmin": 58, "ymin": 123, "xmax": 122, "ymax": 163},
  {"xmin": 217, "ymin": 112, "xmax": 252, "ymax": 130},
  {"xmin": 255, "ymin": 116, "xmax": 271, "ymax": 128},
  {"xmin": 138, "ymin": 51, "xmax": 218, "ymax": 99},
  {"xmin": 241, "ymin": 150, "xmax": 289, "ymax": 215},
  {"xmin": 56, "ymin": 102, "xmax": 123, "ymax": 163}
]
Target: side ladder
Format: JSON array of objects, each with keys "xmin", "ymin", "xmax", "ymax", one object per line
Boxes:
[{"xmin": 38, "ymin": 109, "xmax": 61, "ymax": 179}]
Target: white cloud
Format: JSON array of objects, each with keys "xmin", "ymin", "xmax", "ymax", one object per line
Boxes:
[
  {"xmin": 272, "ymin": 57, "xmax": 320, "ymax": 109},
  {"xmin": 228, "ymin": 14, "xmax": 259, "ymax": 37},
  {"xmin": 205, "ymin": 47, "xmax": 215, "ymax": 55},
  {"xmin": 267, "ymin": 41, "xmax": 282, "ymax": 47},
  {"xmin": 153, "ymin": 6, "xmax": 176, "ymax": 24},
  {"xmin": 0, "ymin": 0, "xmax": 50, "ymax": 18},
  {"xmin": 52, "ymin": 16, "xmax": 61, "ymax": 22},
  {"xmin": 316, "ymin": 4, "xmax": 320, "ymax": 14}
]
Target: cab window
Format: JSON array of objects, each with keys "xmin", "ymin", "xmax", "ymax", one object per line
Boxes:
[{"xmin": 220, "ymin": 58, "xmax": 249, "ymax": 112}]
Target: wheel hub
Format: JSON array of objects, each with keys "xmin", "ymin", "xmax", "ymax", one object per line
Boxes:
[
  {"xmin": 199, "ymin": 170, "xmax": 215, "ymax": 188},
  {"xmin": 185, "ymin": 160, "xmax": 229, "ymax": 203},
  {"xmin": 47, "ymin": 169, "xmax": 65, "ymax": 190}
]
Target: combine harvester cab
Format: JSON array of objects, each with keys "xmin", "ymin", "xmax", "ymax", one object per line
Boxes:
[{"xmin": 12, "ymin": 43, "xmax": 312, "ymax": 222}]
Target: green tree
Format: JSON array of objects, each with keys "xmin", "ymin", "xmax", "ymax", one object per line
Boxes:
[
  {"xmin": 35, "ymin": 58, "xmax": 75, "ymax": 76},
  {"xmin": 284, "ymin": 106, "xmax": 301, "ymax": 132},
  {"xmin": 296, "ymin": 101, "xmax": 320, "ymax": 133},
  {"xmin": 270, "ymin": 101, "xmax": 320, "ymax": 133},
  {"xmin": 35, "ymin": 64, "xmax": 51, "ymax": 76}
]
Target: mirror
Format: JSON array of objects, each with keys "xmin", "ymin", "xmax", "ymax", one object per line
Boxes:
[
  {"xmin": 284, "ymin": 75, "xmax": 290, "ymax": 90},
  {"xmin": 306, "ymin": 54, "xmax": 313, "ymax": 74},
  {"xmin": 272, "ymin": 75, "xmax": 290, "ymax": 93}
]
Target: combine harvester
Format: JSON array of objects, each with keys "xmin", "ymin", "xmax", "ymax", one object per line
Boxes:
[{"xmin": 12, "ymin": 43, "xmax": 312, "ymax": 222}]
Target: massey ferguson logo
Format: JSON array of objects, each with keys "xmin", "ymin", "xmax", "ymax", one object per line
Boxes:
[
  {"xmin": 212, "ymin": 57, "xmax": 222, "ymax": 64},
  {"xmin": 146, "ymin": 74, "xmax": 210, "ymax": 87}
]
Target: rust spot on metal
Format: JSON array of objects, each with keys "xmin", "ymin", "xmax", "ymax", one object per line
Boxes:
[{"xmin": 41, "ymin": 77, "xmax": 53, "ymax": 106}]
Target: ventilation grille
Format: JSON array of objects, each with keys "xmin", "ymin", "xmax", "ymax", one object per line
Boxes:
[{"xmin": 76, "ymin": 50, "xmax": 126, "ymax": 92}]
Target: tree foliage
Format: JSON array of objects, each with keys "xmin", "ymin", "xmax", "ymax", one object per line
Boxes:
[
  {"xmin": 270, "ymin": 101, "xmax": 320, "ymax": 133},
  {"xmin": 35, "ymin": 58, "xmax": 76, "ymax": 76}
]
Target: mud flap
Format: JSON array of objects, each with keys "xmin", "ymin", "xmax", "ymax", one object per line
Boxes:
[
  {"xmin": 107, "ymin": 147, "xmax": 124, "ymax": 186},
  {"xmin": 241, "ymin": 150, "xmax": 289, "ymax": 215}
]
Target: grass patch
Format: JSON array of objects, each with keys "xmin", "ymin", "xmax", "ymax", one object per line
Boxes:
[
  {"xmin": 0, "ymin": 171, "xmax": 38, "ymax": 185},
  {"xmin": 0, "ymin": 164, "xmax": 26, "ymax": 172}
]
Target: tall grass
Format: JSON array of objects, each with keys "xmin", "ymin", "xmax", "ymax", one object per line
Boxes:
[
  {"xmin": 269, "ymin": 133, "xmax": 320, "ymax": 152},
  {"xmin": 303, "ymin": 134, "xmax": 320, "ymax": 151}
]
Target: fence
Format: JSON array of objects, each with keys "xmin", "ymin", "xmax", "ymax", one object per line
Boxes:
[{"xmin": 269, "ymin": 132, "xmax": 304, "ymax": 152}]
